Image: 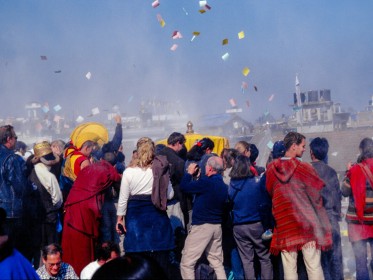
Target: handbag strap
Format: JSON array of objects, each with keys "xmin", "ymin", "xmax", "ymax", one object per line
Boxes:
[
  {"xmin": 358, "ymin": 163, "xmax": 373, "ymax": 190},
  {"xmin": 358, "ymin": 163, "xmax": 373, "ymax": 214}
]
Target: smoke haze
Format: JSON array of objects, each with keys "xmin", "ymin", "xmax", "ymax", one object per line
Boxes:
[{"xmin": 1, "ymin": 0, "xmax": 373, "ymax": 121}]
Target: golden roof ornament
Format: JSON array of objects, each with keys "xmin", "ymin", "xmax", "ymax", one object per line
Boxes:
[{"xmin": 186, "ymin": 121, "xmax": 194, "ymax": 134}]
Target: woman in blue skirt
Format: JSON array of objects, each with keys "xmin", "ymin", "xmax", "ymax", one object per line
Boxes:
[{"xmin": 116, "ymin": 137, "xmax": 174, "ymax": 277}]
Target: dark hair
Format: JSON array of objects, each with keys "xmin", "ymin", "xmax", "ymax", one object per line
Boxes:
[
  {"xmin": 221, "ymin": 148, "xmax": 239, "ymax": 169},
  {"xmin": 42, "ymin": 243, "xmax": 63, "ymax": 260},
  {"xmin": 359, "ymin": 138, "xmax": 373, "ymax": 161},
  {"xmin": 0, "ymin": 125, "xmax": 16, "ymax": 145},
  {"xmin": 103, "ymin": 152, "xmax": 117, "ymax": 166},
  {"xmin": 92, "ymin": 253, "xmax": 168, "ymax": 280},
  {"xmin": 95, "ymin": 241, "xmax": 120, "ymax": 261},
  {"xmin": 198, "ymin": 138, "xmax": 214, "ymax": 152},
  {"xmin": 102, "ymin": 142, "xmax": 114, "ymax": 154},
  {"xmin": 15, "ymin": 141, "xmax": 27, "ymax": 152},
  {"xmin": 283, "ymin": 132, "xmax": 305, "ymax": 151},
  {"xmin": 272, "ymin": 140, "xmax": 286, "ymax": 159},
  {"xmin": 249, "ymin": 144, "xmax": 259, "ymax": 163},
  {"xmin": 186, "ymin": 145, "xmax": 204, "ymax": 161},
  {"xmin": 229, "ymin": 155, "xmax": 253, "ymax": 179},
  {"xmin": 167, "ymin": 132, "xmax": 185, "ymax": 146},
  {"xmin": 309, "ymin": 137, "xmax": 329, "ymax": 161}
]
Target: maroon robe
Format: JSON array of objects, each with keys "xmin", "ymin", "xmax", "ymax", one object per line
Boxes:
[{"xmin": 61, "ymin": 160, "xmax": 121, "ymax": 275}]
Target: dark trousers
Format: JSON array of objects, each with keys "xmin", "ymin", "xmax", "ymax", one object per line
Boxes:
[
  {"xmin": 100, "ymin": 200, "xmax": 119, "ymax": 244},
  {"xmin": 351, "ymin": 238, "xmax": 373, "ymax": 280},
  {"xmin": 321, "ymin": 220, "xmax": 344, "ymax": 280},
  {"xmin": 233, "ymin": 222, "xmax": 273, "ymax": 280}
]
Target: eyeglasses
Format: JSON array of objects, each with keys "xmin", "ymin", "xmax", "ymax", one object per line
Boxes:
[{"xmin": 47, "ymin": 261, "xmax": 62, "ymax": 268}]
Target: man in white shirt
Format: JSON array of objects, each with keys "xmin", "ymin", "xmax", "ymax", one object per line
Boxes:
[{"xmin": 80, "ymin": 241, "xmax": 120, "ymax": 279}]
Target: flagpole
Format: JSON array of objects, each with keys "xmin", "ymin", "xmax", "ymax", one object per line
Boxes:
[{"xmin": 295, "ymin": 74, "xmax": 303, "ymax": 127}]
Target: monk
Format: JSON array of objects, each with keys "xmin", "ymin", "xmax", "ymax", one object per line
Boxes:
[{"xmin": 61, "ymin": 160, "xmax": 121, "ymax": 276}]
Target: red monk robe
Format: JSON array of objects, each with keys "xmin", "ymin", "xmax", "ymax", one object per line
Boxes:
[{"xmin": 61, "ymin": 160, "xmax": 121, "ymax": 276}]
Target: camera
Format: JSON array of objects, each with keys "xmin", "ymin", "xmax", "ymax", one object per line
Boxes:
[
  {"xmin": 118, "ymin": 224, "xmax": 126, "ymax": 235},
  {"xmin": 193, "ymin": 165, "xmax": 200, "ymax": 176}
]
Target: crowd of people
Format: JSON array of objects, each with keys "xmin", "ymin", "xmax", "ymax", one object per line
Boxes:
[{"xmin": 0, "ymin": 119, "xmax": 373, "ymax": 280}]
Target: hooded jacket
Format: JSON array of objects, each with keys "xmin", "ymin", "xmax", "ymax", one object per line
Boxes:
[
  {"xmin": 266, "ymin": 157, "xmax": 332, "ymax": 255},
  {"xmin": 229, "ymin": 176, "xmax": 270, "ymax": 225}
]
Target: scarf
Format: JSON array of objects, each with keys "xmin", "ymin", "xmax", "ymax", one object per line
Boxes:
[{"xmin": 34, "ymin": 163, "xmax": 63, "ymax": 208}]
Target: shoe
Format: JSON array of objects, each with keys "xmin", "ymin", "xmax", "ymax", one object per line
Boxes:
[{"xmin": 261, "ymin": 229, "xmax": 273, "ymax": 240}]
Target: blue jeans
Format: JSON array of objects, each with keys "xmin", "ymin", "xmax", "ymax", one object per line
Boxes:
[{"xmin": 351, "ymin": 238, "xmax": 373, "ymax": 280}]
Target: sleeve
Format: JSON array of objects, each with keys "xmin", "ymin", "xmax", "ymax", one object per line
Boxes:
[
  {"xmin": 108, "ymin": 164, "xmax": 122, "ymax": 182},
  {"xmin": 341, "ymin": 175, "xmax": 352, "ymax": 197},
  {"xmin": 331, "ymin": 170, "xmax": 342, "ymax": 216},
  {"xmin": 180, "ymin": 173, "xmax": 204, "ymax": 194},
  {"xmin": 4, "ymin": 155, "xmax": 29, "ymax": 197},
  {"xmin": 111, "ymin": 123, "xmax": 123, "ymax": 152},
  {"xmin": 117, "ymin": 170, "xmax": 131, "ymax": 216},
  {"xmin": 174, "ymin": 159, "xmax": 185, "ymax": 184}
]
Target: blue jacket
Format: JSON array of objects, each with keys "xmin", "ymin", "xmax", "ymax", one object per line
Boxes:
[
  {"xmin": 229, "ymin": 176, "xmax": 272, "ymax": 225},
  {"xmin": 181, "ymin": 173, "xmax": 228, "ymax": 225},
  {"xmin": 0, "ymin": 249, "xmax": 40, "ymax": 279},
  {"xmin": 0, "ymin": 145, "xmax": 29, "ymax": 218}
]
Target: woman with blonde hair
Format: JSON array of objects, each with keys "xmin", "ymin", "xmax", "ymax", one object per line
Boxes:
[{"xmin": 116, "ymin": 137, "xmax": 174, "ymax": 276}]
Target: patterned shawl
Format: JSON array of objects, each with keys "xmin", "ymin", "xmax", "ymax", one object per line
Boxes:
[{"xmin": 266, "ymin": 158, "xmax": 332, "ymax": 255}]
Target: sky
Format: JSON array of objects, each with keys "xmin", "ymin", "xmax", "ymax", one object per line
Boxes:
[{"xmin": 1, "ymin": 0, "xmax": 373, "ymax": 123}]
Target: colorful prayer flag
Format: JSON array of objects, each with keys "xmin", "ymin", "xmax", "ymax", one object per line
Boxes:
[
  {"xmin": 92, "ymin": 107, "xmax": 100, "ymax": 115},
  {"xmin": 76, "ymin": 116, "xmax": 84, "ymax": 123},
  {"xmin": 238, "ymin": 31, "xmax": 245, "ymax": 39},
  {"xmin": 242, "ymin": 67, "xmax": 250, "ymax": 76},
  {"xmin": 229, "ymin": 98, "xmax": 237, "ymax": 107},
  {"xmin": 221, "ymin": 53, "xmax": 229, "ymax": 61}
]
